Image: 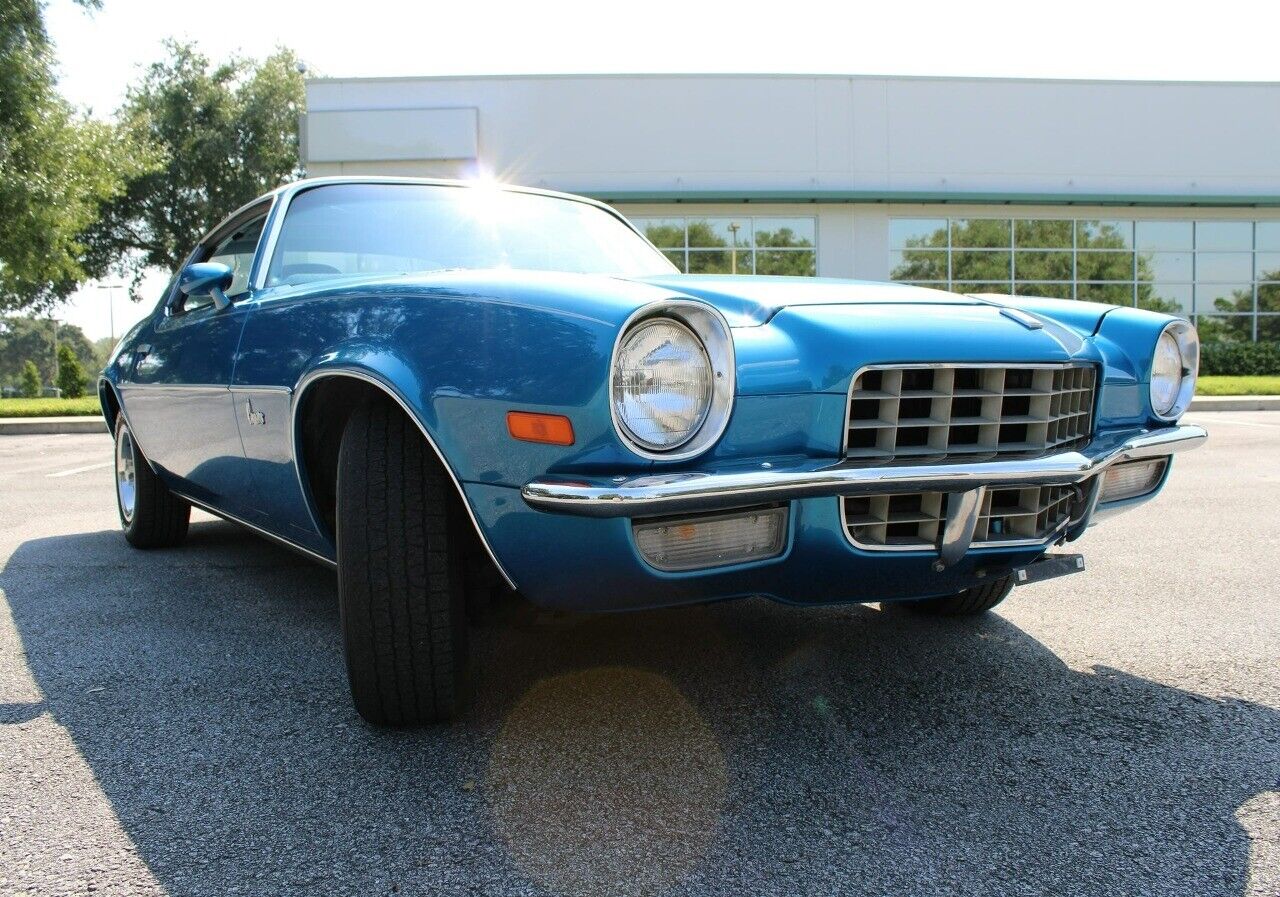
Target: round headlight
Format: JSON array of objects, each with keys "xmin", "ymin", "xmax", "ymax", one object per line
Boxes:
[
  {"xmin": 612, "ymin": 318, "xmax": 713, "ymax": 451},
  {"xmin": 1150, "ymin": 331, "xmax": 1182, "ymax": 415},
  {"xmin": 1149, "ymin": 321, "xmax": 1199, "ymax": 420}
]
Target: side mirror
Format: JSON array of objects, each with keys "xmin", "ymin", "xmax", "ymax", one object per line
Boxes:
[{"xmin": 178, "ymin": 262, "xmax": 235, "ymax": 310}]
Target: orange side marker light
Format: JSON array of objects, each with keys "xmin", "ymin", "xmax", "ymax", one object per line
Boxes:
[{"xmin": 507, "ymin": 411, "xmax": 575, "ymax": 446}]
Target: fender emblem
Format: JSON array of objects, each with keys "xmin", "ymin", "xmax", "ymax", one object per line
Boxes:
[{"xmin": 245, "ymin": 399, "xmax": 266, "ymax": 426}]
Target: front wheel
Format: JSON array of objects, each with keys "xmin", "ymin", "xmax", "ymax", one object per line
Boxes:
[
  {"xmin": 336, "ymin": 399, "xmax": 468, "ymax": 726},
  {"xmin": 114, "ymin": 414, "xmax": 190, "ymax": 548},
  {"xmin": 907, "ymin": 576, "xmax": 1014, "ymax": 616}
]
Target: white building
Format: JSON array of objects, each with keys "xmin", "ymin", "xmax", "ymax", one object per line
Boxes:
[{"xmin": 303, "ymin": 74, "xmax": 1280, "ymax": 341}]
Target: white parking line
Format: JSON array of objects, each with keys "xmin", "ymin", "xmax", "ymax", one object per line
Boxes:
[{"xmin": 46, "ymin": 461, "xmax": 112, "ymax": 478}]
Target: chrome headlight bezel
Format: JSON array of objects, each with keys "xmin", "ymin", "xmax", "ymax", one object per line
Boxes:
[
  {"xmin": 609, "ymin": 300, "xmax": 735, "ymax": 461},
  {"xmin": 1149, "ymin": 320, "xmax": 1199, "ymax": 422}
]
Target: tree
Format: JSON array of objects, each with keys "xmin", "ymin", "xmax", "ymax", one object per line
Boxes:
[
  {"xmin": 80, "ymin": 41, "xmax": 306, "ymax": 296},
  {"xmin": 0, "ymin": 316, "xmax": 97, "ymax": 386},
  {"xmin": 1195, "ymin": 268, "xmax": 1280, "ymax": 342},
  {"xmin": 754, "ymin": 226, "xmax": 816, "ymax": 276},
  {"xmin": 0, "ymin": 0, "xmax": 155, "ymax": 312},
  {"xmin": 92, "ymin": 335, "xmax": 118, "ymax": 370},
  {"xmin": 641, "ymin": 220, "xmax": 815, "ymax": 276},
  {"xmin": 889, "ymin": 219, "xmax": 1181, "ymax": 309},
  {"xmin": 56, "ymin": 343, "xmax": 86, "ymax": 397},
  {"xmin": 20, "ymin": 360, "xmax": 41, "ymax": 397}
]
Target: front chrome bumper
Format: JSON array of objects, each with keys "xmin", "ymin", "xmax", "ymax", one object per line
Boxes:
[{"xmin": 521, "ymin": 424, "xmax": 1207, "ymax": 519}]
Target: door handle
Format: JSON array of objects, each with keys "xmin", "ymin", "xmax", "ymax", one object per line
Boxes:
[{"xmin": 130, "ymin": 344, "xmax": 154, "ymax": 378}]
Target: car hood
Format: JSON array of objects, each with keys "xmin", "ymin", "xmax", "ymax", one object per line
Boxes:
[
  {"xmin": 729, "ymin": 300, "xmax": 1100, "ymax": 394},
  {"xmin": 632, "ymin": 275, "xmax": 979, "ymax": 326},
  {"xmin": 632, "ymin": 274, "xmax": 1115, "ymax": 334}
]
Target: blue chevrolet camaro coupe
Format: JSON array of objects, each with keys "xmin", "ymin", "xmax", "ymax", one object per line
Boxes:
[{"xmin": 101, "ymin": 176, "xmax": 1207, "ymax": 724}]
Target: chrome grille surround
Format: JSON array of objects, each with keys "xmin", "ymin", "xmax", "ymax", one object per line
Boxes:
[
  {"xmin": 841, "ymin": 485, "xmax": 1077, "ymax": 551},
  {"xmin": 844, "ymin": 363, "xmax": 1097, "ymax": 464}
]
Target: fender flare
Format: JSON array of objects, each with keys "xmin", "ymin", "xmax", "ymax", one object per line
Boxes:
[
  {"xmin": 97, "ymin": 377, "xmax": 159, "ymax": 474},
  {"xmin": 289, "ymin": 364, "xmax": 517, "ymax": 591}
]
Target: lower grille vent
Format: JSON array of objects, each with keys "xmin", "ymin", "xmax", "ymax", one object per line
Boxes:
[{"xmin": 842, "ymin": 485, "xmax": 1077, "ymax": 549}]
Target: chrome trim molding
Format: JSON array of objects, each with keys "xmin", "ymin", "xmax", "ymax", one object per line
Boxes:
[
  {"xmin": 175, "ymin": 491, "xmax": 337, "ymax": 570},
  {"xmin": 998, "ymin": 307, "xmax": 1044, "ymax": 330},
  {"xmin": 608, "ymin": 299, "xmax": 736, "ymax": 462},
  {"xmin": 119, "ymin": 382, "xmax": 230, "ymax": 391},
  {"xmin": 521, "ymin": 424, "xmax": 1207, "ymax": 518},
  {"xmin": 234, "ymin": 384, "xmax": 294, "ymax": 395},
  {"xmin": 1150, "ymin": 320, "xmax": 1199, "ymax": 422},
  {"xmin": 119, "ymin": 382, "xmax": 292, "ymax": 394},
  {"xmin": 290, "ymin": 368, "xmax": 517, "ymax": 591}
]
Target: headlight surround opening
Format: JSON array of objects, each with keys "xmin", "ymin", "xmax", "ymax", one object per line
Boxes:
[
  {"xmin": 1149, "ymin": 320, "xmax": 1199, "ymax": 421},
  {"xmin": 610, "ymin": 300, "xmax": 735, "ymax": 461}
]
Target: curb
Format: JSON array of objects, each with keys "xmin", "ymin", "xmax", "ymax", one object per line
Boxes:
[
  {"xmin": 1188, "ymin": 395, "xmax": 1280, "ymax": 412},
  {"xmin": 0, "ymin": 416, "xmax": 107, "ymax": 435}
]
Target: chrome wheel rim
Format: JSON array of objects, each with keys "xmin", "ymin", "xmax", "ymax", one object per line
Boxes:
[{"xmin": 116, "ymin": 425, "xmax": 137, "ymax": 524}]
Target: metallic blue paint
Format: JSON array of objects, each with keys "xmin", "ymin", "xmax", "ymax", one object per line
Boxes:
[
  {"xmin": 177, "ymin": 262, "xmax": 233, "ymax": 300},
  {"xmin": 100, "ymin": 177, "xmax": 1201, "ymax": 611},
  {"xmin": 466, "ymin": 483, "xmax": 1049, "ymax": 611}
]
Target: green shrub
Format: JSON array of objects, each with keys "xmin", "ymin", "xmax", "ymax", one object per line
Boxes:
[
  {"xmin": 1199, "ymin": 341, "xmax": 1280, "ymax": 376},
  {"xmin": 20, "ymin": 360, "xmax": 41, "ymax": 398},
  {"xmin": 56, "ymin": 343, "xmax": 87, "ymax": 398}
]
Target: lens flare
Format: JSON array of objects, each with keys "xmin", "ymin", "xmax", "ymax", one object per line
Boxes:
[{"xmin": 486, "ymin": 666, "xmax": 727, "ymax": 897}]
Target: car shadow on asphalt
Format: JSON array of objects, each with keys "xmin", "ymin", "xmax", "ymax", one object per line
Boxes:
[{"xmin": 3, "ymin": 520, "xmax": 1278, "ymax": 896}]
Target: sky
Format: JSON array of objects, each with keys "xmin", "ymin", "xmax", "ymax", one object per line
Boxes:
[{"xmin": 44, "ymin": 0, "xmax": 1280, "ymax": 340}]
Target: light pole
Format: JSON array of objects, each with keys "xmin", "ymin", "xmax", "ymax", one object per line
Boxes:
[
  {"xmin": 49, "ymin": 316, "xmax": 59, "ymax": 393},
  {"xmin": 95, "ymin": 283, "xmax": 123, "ymax": 342},
  {"xmin": 728, "ymin": 222, "xmax": 741, "ymax": 275}
]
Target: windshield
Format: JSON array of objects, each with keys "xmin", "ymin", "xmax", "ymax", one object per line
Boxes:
[{"xmin": 265, "ymin": 182, "xmax": 675, "ymax": 287}]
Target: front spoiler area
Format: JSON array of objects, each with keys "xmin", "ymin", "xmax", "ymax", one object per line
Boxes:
[{"xmin": 521, "ymin": 424, "xmax": 1207, "ymax": 518}]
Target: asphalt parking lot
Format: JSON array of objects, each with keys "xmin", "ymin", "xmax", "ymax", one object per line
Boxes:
[{"xmin": 1, "ymin": 413, "xmax": 1278, "ymax": 897}]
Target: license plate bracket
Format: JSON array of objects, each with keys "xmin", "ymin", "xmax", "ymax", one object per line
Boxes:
[{"xmin": 1011, "ymin": 553, "xmax": 1085, "ymax": 586}]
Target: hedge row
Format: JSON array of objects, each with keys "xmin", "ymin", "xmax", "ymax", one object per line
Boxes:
[{"xmin": 1200, "ymin": 341, "xmax": 1280, "ymax": 376}]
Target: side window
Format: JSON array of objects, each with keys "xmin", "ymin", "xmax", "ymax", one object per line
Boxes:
[{"xmin": 177, "ymin": 212, "xmax": 267, "ymax": 313}]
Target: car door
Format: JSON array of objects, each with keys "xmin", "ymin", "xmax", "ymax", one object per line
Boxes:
[{"xmin": 120, "ymin": 204, "xmax": 270, "ymax": 513}]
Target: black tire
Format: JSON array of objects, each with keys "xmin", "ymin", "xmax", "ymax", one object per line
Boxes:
[
  {"xmin": 908, "ymin": 576, "xmax": 1015, "ymax": 616},
  {"xmin": 336, "ymin": 398, "xmax": 467, "ymax": 726},
  {"xmin": 113, "ymin": 414, "xmax": 190, "ymax": 549}
]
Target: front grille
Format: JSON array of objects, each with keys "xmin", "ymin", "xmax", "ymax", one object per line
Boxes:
[
  {"xmin": 845, "ymin": 364, "xmax": 1096, "ymax": 463},
  {"xmin": 842, "ymin": 485, "xmax": 1077, "ymax": 550}
]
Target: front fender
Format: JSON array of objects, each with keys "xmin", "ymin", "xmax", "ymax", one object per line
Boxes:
[
  {"xmin": 1094, "ymin": 306, "xmax": 1189, "ymax": 426},
  {"xmin": 235, "ymin": 274, "xmax": 702, "ymax": 493},
  {"xmin": 289, "ymin": 360, "xmax": 522, "ymax": 588}
]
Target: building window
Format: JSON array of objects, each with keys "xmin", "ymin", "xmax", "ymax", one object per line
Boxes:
[
  {"xmin": 633, "ymin": 216, "xmax": 816, "ymax": 276},
  {"xmin": 890, "ymin": 217, "xmax": 1279, "ymax": 341}
]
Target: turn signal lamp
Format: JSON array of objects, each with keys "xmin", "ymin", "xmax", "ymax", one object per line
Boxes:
[
  {"xmin": 1099, "ymin": 459, "xmax": 1167, "ymax": 503},
  {"xmin": 633, "ymin": 507, "xmax": 788, "ymax": 572},
  {"xmin": 507, "ymin": 411, "xmax": 575, "ymax": 446}
]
